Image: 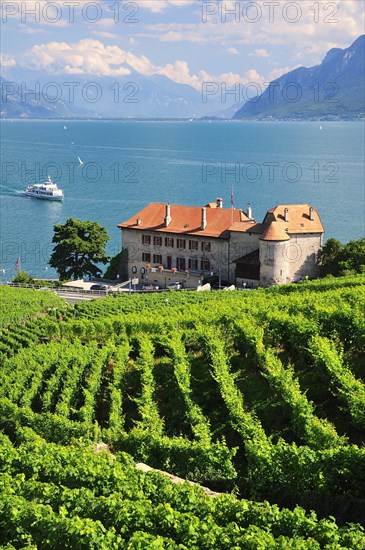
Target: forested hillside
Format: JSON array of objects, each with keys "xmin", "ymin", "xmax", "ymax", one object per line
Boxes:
[{"xmin": 0, "ymin": 276, "xmax": 364, "ymax": 547}]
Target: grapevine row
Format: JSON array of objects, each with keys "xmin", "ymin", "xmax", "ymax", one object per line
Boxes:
[
  {"xmin": 234, "ymin": 317, "xmax": 345, "ymax": 449},
  {"xmin": 308, "ymin": 335, "xmax": 365, "ymax": 430},
  {"xmin": 166, "ymin": 333, "xmax": 212, "ymax": 445}
]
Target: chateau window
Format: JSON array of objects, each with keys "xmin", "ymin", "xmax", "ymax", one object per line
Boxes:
[
  {"xmin": 153, "ymin": 254, "xmax": 162, "ymax": 264},
  {"xmin": 165, "ymin": 237, "xmax": 174, "ymax": 247},
  {"xmin": 142, "ymin": 234, "xmax": 151, "ymax": 245},
  {"xmin": 201, "ymin": 259, "xmax": 210, "ymax": 271},
  {"xmin": 177, "ymin": 257, "xmax": 186, "ymax": 270},
  {"xmin": 189, "ymin": 240, "xmax": 198, "ymax": 251},
  {"xmin": 188, "ymin": 258, "xmax": 198, "ymax": 270},
  {"xmin": 166, "ymin": 256, "xmax": 172, "ymax": 269},
  {"xmin": 177, "ymin": 238, "xmax": 186, "ymax": 249},
  {"xmin": 142, "ymin": 252, "xmax": 151, "ymax": 262},
  {"xmin": 201, "ymin": 241, "xmax": 211, "ymax": 252},
  {"xmin": 154, "ymin": 236, "xmax": 162, "ymax": 246}
]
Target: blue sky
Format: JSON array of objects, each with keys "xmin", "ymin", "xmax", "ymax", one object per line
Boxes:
[{"xmin": 1, "ymin": 1, "xmax": 364, "ymax": 90}]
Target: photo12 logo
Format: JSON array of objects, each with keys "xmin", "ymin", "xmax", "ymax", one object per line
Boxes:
[
  {"xmin": 202, "ymin": 161, "xmax": 339, "ymax": 184},
  {"xmin": 2, "ymin": 161, "xmax": 140, "ymax": 185},
  {"xmin": 1, "ymin": 1, "xmax": 139, "ymax": 25},
  {"xmin": 1, "ymin": 80, "xmax": 140, "ymax": 105},
  {"xmin": 202, "ymin": 81, "xmax": 340, "ymax": 104},
  {"xmin": 201, "ymin": 1, "xmax": 340, "ymax": 24}
]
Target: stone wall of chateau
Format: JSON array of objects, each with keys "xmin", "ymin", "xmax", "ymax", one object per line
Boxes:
[
  {"xmin": 259, "ymin": 233, "xmax": 323, "ymax": 286},
  {"xmin": 229, "ymin": 231, "xmax": 261, "ymax": 260},
  {"xmin": 229, "ymin": 231, "xmax": 261, "ymax": 285},
  {"xmin": 121, "ymin": 228, "xmax": 323, "ymax": 288},
  {"xmin": 121, "ymin": 228, "xmax": 231, "ymax": 286},
  {"xmin": 259, "ymin": 241, "xmax": 290, "ymax": 286},
  {"xmin": 285, "ymin": 233, "xmax": 323, "ymax": 281}
]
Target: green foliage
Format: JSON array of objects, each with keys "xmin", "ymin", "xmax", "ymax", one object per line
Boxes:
[
  {"xmin": 202, "ymin": 274, "xmax": 219, "ymax": 287},
  {"xmin": 0, "ymin": 286, "xmax": 64, "ymax": 330},
  {"xmin": 12, "ymin": 270, "xmax": 34, "ymax": 284},
  {"xmin": 0, "ymin": 435, "xmax": 363, "ymax": 549},
  {"xmin": 104, "ymin": 250, "xmax": 127, "ymax": 280},
  {"xmin": 49, "ymin": 218, "xmax": 109, "ymax": 280},
  {"xmin": 0, "ymin": 275, "xmax": 365, "ymax": 544},
  {"xmin": 319, "ymin": 237, "xmax": 365, "ymax": 277}
]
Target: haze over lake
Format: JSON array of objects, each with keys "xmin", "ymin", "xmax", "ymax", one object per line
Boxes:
[{"xmin": 0, "ymin": 119, "xmax": 364, "ymax": 278}]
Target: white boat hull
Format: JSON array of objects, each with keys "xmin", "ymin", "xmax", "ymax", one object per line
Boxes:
[{"xmin": 23, "ymin": 191, "xmax": 64, "ymax": 201}]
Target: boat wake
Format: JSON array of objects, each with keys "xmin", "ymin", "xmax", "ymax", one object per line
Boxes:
[{"xmin": 0, "ymin": 185, "xmax": 22, "ymax": 197}]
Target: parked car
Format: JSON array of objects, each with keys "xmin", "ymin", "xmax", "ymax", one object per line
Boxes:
[
  {"xmin": 142, "ymin": 284, "xmax": 159, "ymax": 291},
  {"xmin": 90, "ymin": 284, "xmax": 108, "ymax": 291},
  {"xmin": 167, "ymin": 282, "xmax": 182, "ymax": 290}
]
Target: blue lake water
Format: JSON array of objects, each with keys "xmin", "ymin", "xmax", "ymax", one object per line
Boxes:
[{"xmin": 0, "ymin": 119, "xmax": 364, "ymax": 278}]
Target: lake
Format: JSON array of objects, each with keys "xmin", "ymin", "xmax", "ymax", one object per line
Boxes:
[{"xmin": 0, "ymin": 119, "xmax": 364, "ymax": 278}]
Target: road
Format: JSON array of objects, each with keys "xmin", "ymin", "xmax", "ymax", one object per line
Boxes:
[{"xmin": 54, "ymin": 290, "xmax": 110, "ymax": 304}]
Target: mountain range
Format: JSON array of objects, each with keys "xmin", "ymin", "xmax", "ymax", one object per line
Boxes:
[
  {"xmin": 1, "ymin": 36, "xmax": 364, "ymax": 120},
  {"xmin": 0, "ymin": 68, "xmax": 231, "ymax": 119},
  {"xmin": 234, "ymin": 35, "xmax": 365, "ymax": 121}
]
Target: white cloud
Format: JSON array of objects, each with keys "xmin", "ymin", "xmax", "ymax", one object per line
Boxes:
[
  {"xmin": 156, "ymin": 59, "xmax": 200, "ymax": 88},
  {"xmin": 23, "ymin": 39, "xmax": 158, "ymax": 76},
  {"xmin": 158, "ymin": 29, "xmax": 207, "ymax": 43},
  {"xmin": 138, "ymin": 0, "xmax": 195, "ymax": 13},
  {"xmin": 227, "ymin": 47, "xmax": 239, "ymax": 55},
  {"xmin": 156, "ymin": 63, "xmax": 267, "ymax": 91},
  {"xmin": 18, "ymin": 24, "xmax": 48, "ymax": 35},
  {"xmin": 0, "ymin": 53, "xmax": 17, "ymax": 68},
  {"xmin": 254, "ymin": 49, "xmax": 269, "ymax": 58},
  {"xmin": 94, "ymin": 18, "xmax": 118, "ymax": 28},
  {"xmin": 19, "ymin": 38, "xmax": 267, "ymax": 92},
  {"xmin": 267, "ymin": 66, "xmax": 299, "ymax": 81},
  {"xmin": 92, "ymin": 31, "xmax": 120, "ymax": 40},
  {"xmin": 141, "ymin": 1, "xmax": 364, "ymax": 66}
]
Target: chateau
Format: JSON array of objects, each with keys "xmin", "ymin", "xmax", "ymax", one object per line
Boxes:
[{"xmin": 118, "ymin": 199, "xmax": 324, "ymax": 288}]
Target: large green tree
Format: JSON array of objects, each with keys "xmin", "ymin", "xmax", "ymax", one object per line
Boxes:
[
  {"xmin": 49, "ymin": 218, "xmax": 109, "ymax": 280},
  {"xmin": 319, "ymin": 237, "xmax": 365, "ymax": 277},
  {"xmin": 318, "ymin": 238, "xmax": 343, "ymax": 276}
]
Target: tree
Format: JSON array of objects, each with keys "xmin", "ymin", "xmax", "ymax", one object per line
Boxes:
[
  {"xmin": 318, "ymin": 238, "xmax": 343, "ymax": 276},
  {"xmin": 13, "ymin": 271, "xmax": 33, "ymax": 284},
  {"xmin": 49, "ymin": 218, "xmax": 109, "ymax": 280},
  {"xmin": 339, "ymin": 238, "xmax": 365, "ymax": 274},
  {"xmin": 319, "ymin": 237, "xmax": 365, "ymax": 277},
  {"xmin": 104, "ymin": 249, "xmax": 128, "ymax": 281}
]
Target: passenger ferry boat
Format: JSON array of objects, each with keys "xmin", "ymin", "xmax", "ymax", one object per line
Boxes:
[{"xmin": 24, "ymin": 177, "xmax": 64, "ymax": 201}]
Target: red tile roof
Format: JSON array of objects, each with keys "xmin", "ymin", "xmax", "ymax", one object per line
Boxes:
[
  {"xmin": 118, "ymin": 203, "xmax": 249, "ymax": 238},
  {"xmin": 229, "ymin": 221, "xmax": 264, "ymax": 233},
  {"xmin": 118, "ymin": 203, "xmax": 324, "ymax": 241},
  {"xmin": 230, "ymin": 204, "xmax": 324, "ymax": 237},
  {"xmin": 263, "ymin": 205, "xmax": 324, "ymax": 234},
  {"xmin": 260, "ymin": 222, "xmax": 291, "ymax": 242}
]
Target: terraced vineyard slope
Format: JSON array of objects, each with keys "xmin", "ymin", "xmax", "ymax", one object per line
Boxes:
[{"xmin": 0, "ymin": 275, "xmax": 364, "ymax": 547}]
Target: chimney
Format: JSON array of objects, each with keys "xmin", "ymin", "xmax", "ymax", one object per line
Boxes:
[
  {"xmin": 309, "ymin": 206, "xmax": 314, "ymax": 221},
  {"xmin": 216, "ymin": 197, "xmax": 223, "ymax": 208},
  {"xmin": 284, "ymin": 208, "xmax": 289, "ymax": 222},
  {"xmin": 136, "ymin": 217, "xmax": 141, "ymax": 226},
  {"xmin": 164, "ymin": 204, "xmax": 171, "ymax": 227},
  {"xmin": 247, "ymin": 203, "xmax": 252, "ymax": 219},
  {"xmin": 201, "ymin": 207, "xmax": 207, "ymax": 230}
]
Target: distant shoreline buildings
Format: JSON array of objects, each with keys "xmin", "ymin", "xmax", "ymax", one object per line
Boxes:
[{"xmin": 118, "ymin": 199, "xmax": 324, "ymax": 288}]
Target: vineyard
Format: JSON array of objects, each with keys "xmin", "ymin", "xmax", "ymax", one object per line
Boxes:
[{"xmin": 0, "ymin": 275, "xmax": 364, "ymax": 547}]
